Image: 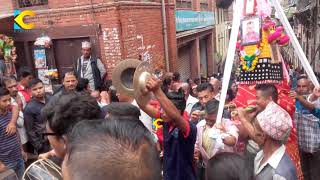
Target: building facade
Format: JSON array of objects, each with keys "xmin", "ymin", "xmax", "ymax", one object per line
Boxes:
[
  {"xmin": 0, "ymin": 0, "xmax": 233, "ymax": 81},
  {"xmin": 1, "ymin": 0, "xmax": 177, "ymax": 80},
  {"xmin": 281, "ymin": 0, "xmax": 320, "ymax": 73}
]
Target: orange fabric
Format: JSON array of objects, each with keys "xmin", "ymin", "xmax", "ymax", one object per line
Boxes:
[{"xmin": 233, "ymin": 81, "xmax": 303, "ymax": 180}]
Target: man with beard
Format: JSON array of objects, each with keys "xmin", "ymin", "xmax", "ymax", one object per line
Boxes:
[{"xmin": 24, "ymin": 79, "xmax": 51, "ymax": 154}]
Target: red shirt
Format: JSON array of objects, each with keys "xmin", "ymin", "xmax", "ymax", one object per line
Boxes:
[{"xmin": 17, "ymin": 85, "xmax": 31, "ymax": 103}]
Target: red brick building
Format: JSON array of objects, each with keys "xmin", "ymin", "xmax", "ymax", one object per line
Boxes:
[{"xmin": 0, "ymin": 0, "xmax": 218, "ymax": 81}]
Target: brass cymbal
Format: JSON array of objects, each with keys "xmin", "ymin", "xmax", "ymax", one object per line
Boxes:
[
  {"xmin": 133, "ymin": 61, "xmax": 152, "ymax": 106},
  {"xmin": 112, "ymin": 59, "xmax": 141, "ymax": 97}
]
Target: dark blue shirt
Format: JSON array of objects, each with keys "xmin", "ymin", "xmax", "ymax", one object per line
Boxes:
[
  {"xmin": 24, "ymin": 95, "xmax": 51, "ymax": 151},
  {"xmin": 0, "ymin": 112, "xmax": 22, "ymax": 165},
  {"xmin": 163, "ymin": 119, "xmax": 197, "ymax": 180},
  {"xmin": 311, "ymin": 108, "xmax": 320, "ymax": 119}
]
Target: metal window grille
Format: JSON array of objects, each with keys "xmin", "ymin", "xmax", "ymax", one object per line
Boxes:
[{"xmin": 18, "ymin": 0, "xmax": 48, "ymax": 8}]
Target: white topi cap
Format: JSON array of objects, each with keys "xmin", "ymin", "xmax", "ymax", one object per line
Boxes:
[{"xmin": 82, "ymin": 41, "xmax": 91, "ymax": 48}]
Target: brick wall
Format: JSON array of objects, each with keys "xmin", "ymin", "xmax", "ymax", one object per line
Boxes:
[
  {"xmin": 21, "ymin": 0, "xmax": 176, "ymax": 76},
  {"xmin": 0, "ymin": 0, "xmax": 14, "ymax": 14}
]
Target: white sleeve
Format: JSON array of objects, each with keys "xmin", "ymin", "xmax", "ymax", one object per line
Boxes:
[{"xmin": 97, "ymin": 58, "xmax": 106, "ymax": 78}]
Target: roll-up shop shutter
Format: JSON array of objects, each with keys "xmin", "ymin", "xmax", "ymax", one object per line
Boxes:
[{"xmin": 177, "ymin": 45, "xmax": 192, "ymax": 81}]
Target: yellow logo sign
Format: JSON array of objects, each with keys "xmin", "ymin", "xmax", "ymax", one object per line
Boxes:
[{"xmin": 14, "ymin": 10, "xmax": 36, "ymax": 30}]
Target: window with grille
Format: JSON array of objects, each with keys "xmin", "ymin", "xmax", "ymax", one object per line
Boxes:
[
  {"xmin": 200, "ymin": 0, "xmax": 208, "ymax": 10},
  {"xmin": 176, "ymin": 0, "xmax": 192, "ymax": 10},
  {"xmin": 18, "ymin": 0, "xmax": 48, "ymax": 8},
  {"xmin": 200, "ymin": 3, "xmax": 208, "ymax": 10}
]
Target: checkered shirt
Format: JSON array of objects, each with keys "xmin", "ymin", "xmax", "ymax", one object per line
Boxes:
[{"xmin": 294, "ymin": 109, "xmax": 320, "ymax": 153}]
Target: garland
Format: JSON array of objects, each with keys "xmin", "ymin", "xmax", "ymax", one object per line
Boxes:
[{"xmin": 240, "ymin": 46, "xmax": 261, "ymax": 72}]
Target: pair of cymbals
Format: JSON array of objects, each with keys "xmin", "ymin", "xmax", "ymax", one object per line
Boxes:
[{"xmin": 112, "ymin": 59, "xmax": 152, "ymax": 105}]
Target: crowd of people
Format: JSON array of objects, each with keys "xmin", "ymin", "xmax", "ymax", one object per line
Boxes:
[{"xmin": 1, "ymin": 42, "xmax": 320, "ymax": 180}]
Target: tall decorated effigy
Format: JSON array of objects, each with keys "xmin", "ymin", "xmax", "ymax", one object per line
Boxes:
[{"xmin": 232, "ymin": 0, "xmax": 303, "ymax": 179}]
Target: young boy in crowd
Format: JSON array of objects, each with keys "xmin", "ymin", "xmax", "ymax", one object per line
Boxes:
[{"xmin": 0, "ymin": 87, "xmax": 26, "ymax": 179}]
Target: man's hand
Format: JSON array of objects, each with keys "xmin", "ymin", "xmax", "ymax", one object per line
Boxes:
[
  {"xmin": 100, "ymin": 91, "xmax": 110, "ymax": 104},
  {"xmin": 237, "ymin": 107, "xmax": 257, "ymax": 122},
  {"xmin": 194, "ymin": 151, "xmax": 200, "ymax": 161},
  {"xmin": 313, "ymin": 87, "xmax": 320, "ymax": 98},
  {"xmin": 290, "ymin": 91, "xmax": 298, "ymax": 99},
  {"xmin": 38, "ymin": 152, "xmax": 51, "ymax": 159},
  {"xmin": 22, "ymin": 151, "xmax": 28, "ymax": 161},
  {"xmin": 146, "ymin": 77, "xmax": 161, "ymax": 93},
  {"xmin": 0, "ymin": 161, "xmax": 7, "ymax": 173},
  {"xmin": 6, "ymin": 122, "xmax": 16, "ymax": 135}
]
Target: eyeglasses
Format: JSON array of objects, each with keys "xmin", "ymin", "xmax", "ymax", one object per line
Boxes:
[{"xmin": 42, "ymin": 132, "xmax": 59, "ymax": 137}]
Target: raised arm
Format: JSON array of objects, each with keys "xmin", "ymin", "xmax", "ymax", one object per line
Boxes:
[
  {"xmin": 146, "ymin": 77, "xmax": 189, "ymax": 134},
  {"xmin": 237, "ymin": 108, "xmax": 264, "ymax": 145}
]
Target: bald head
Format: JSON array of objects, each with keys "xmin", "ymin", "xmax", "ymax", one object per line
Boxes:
[{"xmin": 209, "ymin": 78, "xmax": 221, "ymax": 94}]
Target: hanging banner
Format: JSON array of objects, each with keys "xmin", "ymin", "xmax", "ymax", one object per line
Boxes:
[
  {"xmin": 34, "ymin": 48, "xmax": 46, "ymax": 69},
  {"xmin": 176, "ymin": 10, "xmax": 215, "ymax": 32}
]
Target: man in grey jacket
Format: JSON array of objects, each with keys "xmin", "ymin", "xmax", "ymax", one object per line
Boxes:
[{"xmin": 74, "ymin": 41, "xmax": 106, "ymax": 90}]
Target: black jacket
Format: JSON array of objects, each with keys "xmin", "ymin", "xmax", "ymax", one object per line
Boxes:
[{"xmin": 24, "ymin": 94, "xmax": 52, "ymax": 153}]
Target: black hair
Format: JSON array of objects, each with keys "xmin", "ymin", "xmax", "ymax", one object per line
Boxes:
[
  {"xmin": 255, "ymin": 84, "xmax": 278, "ymax": 102},
  {"xmin": 109, "ymin": 88, "xmax": 119, "ymax": 102},
  {"xmin": 297, "ymin": 75, "xmax": 308, "ymax": 81},
  {"xmin": 76, "ymin": 78, "xmax": 89, "ymax": 92},
  {"xmin": 46, "ymin": 92, "xmax": 101, "ymax": 136},
  {"xmin": 29, "ymin": 78, "xmax": 43, "ymax": 88},
  {"xmin": 201, "ymin": 77, "xmax": 207, "ymax": 83},
  {"xmin": 165, "ymin": 89, "xmax": 186, "ymax": 114},
  {"xmin": 196, "ymin": 82, "xmax": 214, "ymax": 93},
  {"xmin": 1, "ymin": 76, "xmax": 16, "ymax": 87},
  {"xmin": 62, "ymin": 71, "xmax": 77, "ymax": 80},
  {"xmin": 0, "ymin": 87, "xmax": 10, "ymax": 97},
  {"xmin": 65, "ymin": 118, "xmax": 161, "ymax": 180},
  {"xmin": 103, "ymin": 102, "xmax": 141, "ymax": 119},
  {"xmin": 161, "ymin": 76, "xmax": 172, "ymax": 93},
  {"xmin": 205, "ymin": 99, "xmax": 219, "ymax": 114},
  {"xmin": 101, "ymin": 80, "xmax": 113, "ymax": 91},
  {"xmin": 194, "ymin": 78, "xmax": 201, "ymax": 85},
  {"xmin": 172, "ymin": 72, "xmax": 180, "ymax": 82},
  {"xmin": 17, "ymin": 67, "xmax": 33, "ymax": 80},
  {"xmin": 207, "ymin": 152, "xmax": 252, "ymax": 180}
]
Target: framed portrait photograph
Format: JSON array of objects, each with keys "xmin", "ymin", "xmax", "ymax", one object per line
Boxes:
[
  {"xmin": 241, "ymin": 16, "xmax": 261, "ymax": 46},
  {"xmin": 245, "ymin": 0, "xmax": 256, "ymax": 15}
]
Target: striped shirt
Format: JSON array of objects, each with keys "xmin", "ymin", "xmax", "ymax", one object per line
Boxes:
[{"xmin": 0, "ymin": 111, "xmax": 22, "ymax": 165}]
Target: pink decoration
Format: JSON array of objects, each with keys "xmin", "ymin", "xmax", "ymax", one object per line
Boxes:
[
  {"xmin": 256, "ymin": 0, "xmax": 272, "ymax": 18},
  {"xmin": 278, "ymin": 35, "xmax": 290, "ymax": 46},
  {"xmin": 268, "ymin": 31, "xmax": 282, "ymax": 44},
  {"xmin": 276, "ymin": 26, "xmax": 284, "ymax": 32}
]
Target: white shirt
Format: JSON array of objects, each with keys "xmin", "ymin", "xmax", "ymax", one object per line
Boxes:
[
  {"xmin": 254, "ymin": 145, "xmax": 286, "ymax": 176},
  {"xmin": 131, "ymin": 100, "xmax": 153, "ymax": 132},
  {"xmin": 185, "ymin": 95, "xmax": 199, "ymax": 115}
]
